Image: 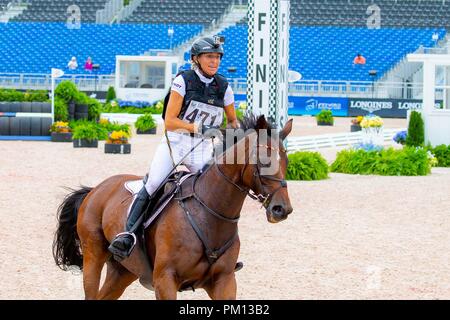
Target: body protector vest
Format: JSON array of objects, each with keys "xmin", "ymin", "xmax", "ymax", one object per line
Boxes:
[{"xmin": 162, "ymin": 70, "xmax": 228, "ymax": 128}]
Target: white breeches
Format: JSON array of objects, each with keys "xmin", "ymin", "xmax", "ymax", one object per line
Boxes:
[{"xmin": 144, "ymin": 131, "xmax": 213, "ymax": 195}]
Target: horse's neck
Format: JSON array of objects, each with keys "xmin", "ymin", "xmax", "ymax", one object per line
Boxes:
[{"xmin": 197, "ymin": 163, "xmax": 247, "ymax": 219}]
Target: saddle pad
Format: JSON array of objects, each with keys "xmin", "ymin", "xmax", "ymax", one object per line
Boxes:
[{"xmin": 124, "ymin": 180, "xmax": 144, "ymax": 218}]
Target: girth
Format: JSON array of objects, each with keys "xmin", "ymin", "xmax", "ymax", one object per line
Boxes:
[{"xmin": 175, "ymin": 173, "xmax": 239, "ymax": 265}]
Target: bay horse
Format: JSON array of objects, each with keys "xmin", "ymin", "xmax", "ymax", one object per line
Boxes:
[{"xmin": 53, "ymin": 114, "xmax": 293, "ymax": 300}]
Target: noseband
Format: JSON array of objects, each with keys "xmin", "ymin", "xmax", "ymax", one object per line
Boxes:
[{"xmin": 214, "ymin": 143, "xmax": 288, "ymax": 208}]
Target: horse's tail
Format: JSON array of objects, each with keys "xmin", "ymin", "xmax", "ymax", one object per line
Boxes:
[{"xmin": 53, "ymin": 186, "xmax": 92, "ymax": 270}]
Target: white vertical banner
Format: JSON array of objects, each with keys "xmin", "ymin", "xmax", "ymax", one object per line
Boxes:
[
  {"xmin": 248, "ymin": 0, "xmax": 273, "ymax": 116},
  {"xmin": 277, "ymin": 0, "xmax": 290, "ymax": 129},
  {"xmin": 247, "ymin": 0, "xmax": 290, "ymax": 128}
]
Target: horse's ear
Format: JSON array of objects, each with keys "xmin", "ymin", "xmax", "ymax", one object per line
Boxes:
[
  {"xmin": 280, "ymin": 119, "xmax": 293, "ymax": 141},
  {"xmin": 256, "ymin": 115, "xmax": 269, "ymax": 130}
]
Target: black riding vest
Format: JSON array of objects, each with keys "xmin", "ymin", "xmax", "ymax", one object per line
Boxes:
[{"xmin": 178, "ymin": 70, "xmax": 228, "ymax": 121}]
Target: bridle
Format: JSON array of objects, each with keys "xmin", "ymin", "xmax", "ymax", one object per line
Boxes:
[
  {"xmin": 175, "ymin": 136, "xmax": 288, "ymax": 265},
  {"xmin": 214, "ymin": 141, "xmax": 288, "ymax": 209}
]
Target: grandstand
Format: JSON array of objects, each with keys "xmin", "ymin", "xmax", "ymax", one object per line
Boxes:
[
  {"xmin": 0, "ymin": 0, "xmax": 448, "ymax": 88},
  {"xmin": 215, "ymin": 25, "xmax": 446, "ymax": 81},
  {"xmin": 122, "ymin": 0, "xmax": 235, "ymax": 25},
  {"xmin": 0, "ymin": 22, "xmax": 202, "ymax": 74},
  {"xmin": 11, "ymin": 0, "xmax": 106, "ymax": 22}
]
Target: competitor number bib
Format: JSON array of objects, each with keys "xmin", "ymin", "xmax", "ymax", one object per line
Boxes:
[{"xmin": 182, "ymin": 100, "xmax": 224, "ymax": 127}]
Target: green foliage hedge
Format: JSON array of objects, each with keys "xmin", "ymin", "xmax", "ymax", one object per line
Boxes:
[
  {"xmin": 101, "ymin": 102, "xmax": 162, "ymax": 114},
  {"xmin": 0, "ymin": 88, "xmax": 48, "ymax": 102},
  {"xmin": 429, "ymin": 144, "xmax": 450, "ymax": 167},
  {"xmin": 286, "ymin": 151, "xmax": 329, "ymax": 180},
  {"xmin": 54, "ymin": 97, "xmax": 68, "ymax": 121},
  {"xmin": 331, "ymin": 147, "xmax": 432, "ymax": 176}
]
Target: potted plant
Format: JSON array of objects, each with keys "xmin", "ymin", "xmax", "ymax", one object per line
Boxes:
[
  {"xmin": 105, "ymin": 130, "xmax": 131, "ymax": 154},
  {"xmin": 72, "ymin": 122, "xmax": 99, "ymax": 148},
  {"xmin": 350, "ymin": 116, "xmax": 363, "ymax": 132},
  {"xmin": 135, "ymin": 113, "xmax": 157, "ymax": 134},
  {"xmin": 50, "ymin": 121, "xmax": 72, "ymax": 142},
  {"xmin": 316, "ymin": 109, "xmax": 334, "ymax": 126},
  {"xmin": 360, "ymin": 114, "xmax": 384, "ymax": 146}
]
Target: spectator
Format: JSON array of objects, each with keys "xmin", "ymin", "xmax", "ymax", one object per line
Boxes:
[
  {"xmin": 353, "ymin": 53, "xmax": 366, "ymax": 65},
  {"xmin": 67, "ymin": 56, "xmax": 78, "ymax": 70},
  {"xmin": 84, "ymin": 57, "xmax": 93, "ymax": 72}
]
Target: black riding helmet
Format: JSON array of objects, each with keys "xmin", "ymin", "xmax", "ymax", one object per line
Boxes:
[{"xmin": 190, "ymin": 35, "xmax": 225, "ymax": 60}]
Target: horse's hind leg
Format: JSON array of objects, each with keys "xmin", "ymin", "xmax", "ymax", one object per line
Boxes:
[
  {"xmin": 81, "ymin": 236, "xmax": 109, "ymax": 300},
  {"xmin": 97, "ymin": 259, "xmax": 138, "ymax": 300}
]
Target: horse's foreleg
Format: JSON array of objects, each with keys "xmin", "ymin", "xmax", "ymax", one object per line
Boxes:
[
  {"xmin": 96, "ymin": 259, "xmax": 138, "ymax": 300},
  {"xmin": 153, "ymin": 268, "xmax": 178, "ymax": 300},
  {"xmin": 205, "ymin": 273, "xmax": 237, "ymax": 300}
]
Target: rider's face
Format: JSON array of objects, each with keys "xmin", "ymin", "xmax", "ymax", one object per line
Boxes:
[{"xmin": 196, "ymin": 53, "xmax": 221, "ymax": 77}]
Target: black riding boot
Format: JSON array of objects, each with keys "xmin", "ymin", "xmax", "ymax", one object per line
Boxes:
[{"xmin": 108, "ymin": 186, "xmax": 151, "ymax": 261}]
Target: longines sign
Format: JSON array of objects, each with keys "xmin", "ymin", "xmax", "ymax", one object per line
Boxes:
[{"xmin": 348, "ymin": 98, "xmax": 442, "ymax": 118}]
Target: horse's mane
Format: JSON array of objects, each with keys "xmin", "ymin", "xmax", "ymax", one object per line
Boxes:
[
  {"xmin": 238, "ymin": 112, "xmax": 277, "ymax": 134},
  {"xmin": 217, "ymin": 112, "xmax": 277, "ymax": 155}
]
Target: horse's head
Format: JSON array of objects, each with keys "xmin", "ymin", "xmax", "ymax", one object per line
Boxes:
[
  {"xmin": 218, "ymin": 114, "xmax": 293, "ymax": 223},
  {"xmin": 247, "ymin": 115, "xmax": 293, "ymax": 223}
]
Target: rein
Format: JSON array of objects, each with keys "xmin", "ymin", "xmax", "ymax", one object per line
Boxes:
[{"xmin": 174, "ymin": 137, "xmax": 288, "ymax": 265}]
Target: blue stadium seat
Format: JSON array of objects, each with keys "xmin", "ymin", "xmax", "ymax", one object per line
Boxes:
[{"xmin": 0, "ymin": 22, "xmax": 202, "ymax": 74}]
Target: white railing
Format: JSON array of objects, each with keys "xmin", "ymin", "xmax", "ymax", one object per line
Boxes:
[
  {"xmin": 0, "ymin": 73, "xmax": 115, "ymax": 91},
  {"xmin": 286, "ymin": 128, "xmax": 406, "ymax": 153},
  {"xmin": 228, "ymin": 78, "xmax": 424, "ymax": 99},
  {"xmin": 116, "ymin": 0, "xmax": 143, "ymax": 23},
  {"xmin": 96, "ymin": 0, "xmax": 123, "ymax": 24},
  {"xmin": 0, "ymin": 72, "xmax": 428, "ymax": 98}
]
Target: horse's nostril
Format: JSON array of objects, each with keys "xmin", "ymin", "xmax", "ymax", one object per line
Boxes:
[{"xmin": 271, "ymin": 205, "xmax": 286, "ymax": 217}]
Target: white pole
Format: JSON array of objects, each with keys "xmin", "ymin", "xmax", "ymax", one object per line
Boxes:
[{"xmin": 51, "ymin": 75, "xmax": 55, "ymax": 124}]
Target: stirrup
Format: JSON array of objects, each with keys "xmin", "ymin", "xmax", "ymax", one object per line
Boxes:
[{"xmin": 108, "ymin": 232, "xmax": 137, "ymax": 262}]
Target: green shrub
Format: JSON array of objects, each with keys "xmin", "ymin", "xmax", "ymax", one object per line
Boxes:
[
  {"xmin": 54, "ymin": 97, "xmax": 68, "ymax": 121},
  {"xmin": 24, "ymin": 90, "xmax": 48, "ymax": 102},
  {"xmin": 87, "ymin": 97, "xmax": 102, "ymax": 121},
  {"xmin": 406, "ymin": 111, "xmax": 424, "ymax": 147},
  {"xmin": 71, "ymin": 120, "xmax": 109, "ymax": 140},
  {"xmin": 316, "ymin": 109, "xmax": 334, "ymax": 124},
  {"xmin": 331, "ymin": 147, "xmax": 431, "ymax": 176},
  {"xmin": 430, "ymin": 144, "xmax": 450, "ymax": 167},
  {"xmin": 0, "ymin": 88, "xmax": 24, "ymax": 101},
  {"xmin": 106, "ymin": 86, "xmax": 116, "ymax": 103},
  {"xmin": 286, "ymin": 151, "xmax": 329, "ymax": 181},
  {"xmin": 72, "ymin": 122, "xmax": 100, "ymax": 141},
  {"xmin": 135, "ymin": 113, "xmax": 157, "ymax": 131},
  {"xmin": 55, "ymin": 81, "xmax": 78, "ymax": 103},
  {"xmin": 99, "ymin": 119, "xmax": 131, "ymax": 136}
]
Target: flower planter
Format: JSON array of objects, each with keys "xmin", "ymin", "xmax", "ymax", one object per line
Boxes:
[
  {"xmin": 317, "ymin": 121, "xmax": 333, "ymax": 126},
  {"xmin": 73, "ymin": 139, "xmax": 98, "ymax": 148},
  {"xmin": 350, "ymin": 124, "xmax": 362, "ymax": 132},
  {"xmin": 137, "ymin": 127, "xmax": 157, "ymax": 134},
  {"xmin": 105, "ymin": 143, "xmax": 131, "ymax": 154},
  {"xmin": 51, "ymin": 132, "xmax": 72, "ymax": 142},
  {"xmin": 361, "ymin": 127, "xmax": 384, "ymax": 146}
]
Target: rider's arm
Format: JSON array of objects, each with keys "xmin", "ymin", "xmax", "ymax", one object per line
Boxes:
[
  {"xmin": 164, "ymin": 91, "xmax": 199, "ymax": 133},
  {"xmin": 224, "ymin": 103, "xmax": 238, "ymax": 129}
]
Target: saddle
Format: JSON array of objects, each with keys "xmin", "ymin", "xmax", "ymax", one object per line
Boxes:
[{"xmin": 124, "ymin": 170, "xmax": 197, "ymax": 230}]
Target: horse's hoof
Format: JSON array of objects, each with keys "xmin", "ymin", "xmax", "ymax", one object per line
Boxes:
[{"xmin": 234, "ymin": 261, "xmax": 244, "ymax": 272}]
